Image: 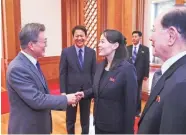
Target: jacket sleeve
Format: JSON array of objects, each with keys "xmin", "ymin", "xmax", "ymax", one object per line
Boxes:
[
  {"xmin": 59, "ymin": 49, "xmax": 68, "ymax": 93},
  {"xmin": 8, "ymin": 66, "xmax": 68, "ymax": 110},
  {"xmin": 123, "ymin": 64, "xmax": 138, "ymax": 133},
  {"xmin": 83, "ymin": 88, "xmax": 94, "ymax": 99},
  {"xmin": 91, "ymin": 50, "xmax": 96, "ymax": 84}
]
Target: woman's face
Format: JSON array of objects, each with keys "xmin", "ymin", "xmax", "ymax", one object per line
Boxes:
[{"xmin": 98, "ymin": 34, "xmax": 118, "ymax": 57}]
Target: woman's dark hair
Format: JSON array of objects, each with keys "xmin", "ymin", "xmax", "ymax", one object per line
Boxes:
[{"xmin": 102, "ymin": 29, "xmax": 128, "ymax": 70}]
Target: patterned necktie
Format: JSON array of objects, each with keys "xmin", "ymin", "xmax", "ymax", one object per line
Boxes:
[
  {"xmin": 132, "ymin": 47, "xmax": 137, "ymax": 64},
  {"xmin": 78, "ymin": 49, "xmax": 83, "ymax": 68},
  {"xmin": 151, "ymin": 69, "xmax": 162, "ymax": 89}
]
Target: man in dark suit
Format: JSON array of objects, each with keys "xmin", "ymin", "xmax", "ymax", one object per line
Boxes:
[
  {"xmin": 127, "ymin": 31, "xmax": 150, "ymax": 117},
  {"xmin": 138, "ymin": 6, "xmax": 186, "ymax": 134},
  {"xmin": 59, "ymin": 25, "xmax": 96, "ymax": 134},
  {"xmin": 6, "ymin": 23, "xmax": 78, "ymax": 134}
]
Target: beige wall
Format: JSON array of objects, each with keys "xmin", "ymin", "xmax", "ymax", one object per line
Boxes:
[{"xmin": 20, "ymin": 0, "xmax": 62, "ymax": 56}]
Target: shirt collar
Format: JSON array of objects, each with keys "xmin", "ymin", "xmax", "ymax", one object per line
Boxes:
[
  {"xmin": 75, "ymin": 45, "xmax": 85, "ymax": 53},
  {"xmin": 21, "ymin": 50, "xmax": 37, "ymax": 67},
  {"xmin": 133, "ymin": 43, "xmax": 140, "ymax": 49},
  {"xmin": 161, "ymin": 51, "xmax": 186, "ymax": 74}
]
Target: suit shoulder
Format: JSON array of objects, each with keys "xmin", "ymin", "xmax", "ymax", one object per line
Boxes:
[
  {"xmin": 86, "ymin": 46, "xmax": 95, "ymax": 52},
  {"xmin": 127, "ymin": 45, "xmax": 133, "ymax": 48},
  {"xmin": 141, "ymin": 45, "xmax": 149, "ymax": 50},
  {"xmin": 120, "ymin": 60, "xmax": 135, "ymax": 70},
  {"xmin": 62, "ymin": 45, "xmax": 74, "ymax": 53}
]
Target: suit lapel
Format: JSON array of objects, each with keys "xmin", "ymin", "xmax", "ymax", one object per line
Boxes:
[
  {"xmin": 127, "ymin": 46, "xmax": 133, "ymax": 64},
  {"xmin": 99, "ymin": 60, "xmax": 122, "ymax": 94},
  {"xmin": 83, "ymin": 46, "xmax": 89, "ymax": 70},
  {"xmin": 134, "ymin": 45, "xmax": 142, "ymax": 63},
  {"xmin": 18, "ymin": 52, "xmax": 49, "ymax": 93},
  {"xmin": 139, "ymin": 55, "xmax": 186, "ymax": 125},
  {"xmin": 71, "ymin": 46, "xmax": 82, "ymax": 71},
  {"xmin": 94, "ymin": 61, "xmax": 105, "ymax": 96}
]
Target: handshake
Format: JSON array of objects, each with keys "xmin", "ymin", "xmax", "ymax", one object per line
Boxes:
[{"xmin": 62, "ymin": 92, "xmax": 85, "ymax": 106}]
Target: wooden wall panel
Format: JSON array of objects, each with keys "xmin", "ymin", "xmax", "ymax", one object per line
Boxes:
[
  {"xmin": 1, "ymin": 0, "xmax": 21, "ymax": 90},
  {"xmin": 39, "ymin": 56, "xmax": 60, "ymax": 82},
  {"xmin": 105, "ymin": 0, "xmax": 134, "ymax": 45},
  {"xmin": 176, "ymin": 0, "xmax": 185, "ymax": 4},
  {"xmin": 62, "ymin": 0, "xmax": 84, "ymax": 48},
  {"xmin": 121, "ymin": 0, "xmax": 134, "ymax": 45}
]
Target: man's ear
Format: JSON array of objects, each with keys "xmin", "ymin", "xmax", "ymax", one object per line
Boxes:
[
  {"xmin": 167, "ymin": 26, "xmax": 177, "ymax": 46},
  {"xmin": 28, "ymin": 42, "xmax": 34, "ymax": 50}
]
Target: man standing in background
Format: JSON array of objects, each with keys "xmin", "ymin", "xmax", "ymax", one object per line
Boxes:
[
  {"xmin": 127, "ymin": 31, "xmax": 150, "ymax": 117},
  {"xmin": 59, "ymin": 25, "xmax": 96, "ymax": 134}
]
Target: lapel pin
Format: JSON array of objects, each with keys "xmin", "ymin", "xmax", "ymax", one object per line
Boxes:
[
  {"xmin": 156, "ymin": 95, "xmax": 161, "ymax": 102},
  {"xmin": 109, "ymin": 77, "xmax": 115, "ymax": 82}
]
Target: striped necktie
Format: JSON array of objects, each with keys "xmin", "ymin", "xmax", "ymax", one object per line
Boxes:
[
  {"xmin": 132, "ymin": 47, "xmax": 137, "ymax": 64},
  {"xmin": 78, "ymin": 49, "xmax": 83, "ymax": 68}
]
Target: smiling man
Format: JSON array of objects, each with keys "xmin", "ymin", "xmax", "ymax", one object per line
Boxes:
[
  {"xmin": 6, "ymin": 23, "xmax": 78, "ymax": 134},
  {"xmin": 59, "ymin": 25, "xmax": 96, "ymax": 134}
]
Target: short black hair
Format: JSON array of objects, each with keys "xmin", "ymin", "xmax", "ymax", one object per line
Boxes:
[
  {"xmin": 161, "ymin": 6, "xmax": 186, "ymax": 41},
  {"xmin": 132, "ymin": 31, "xmax": 142, "ymax": 37},
  {"xmin": 72, "ymin": 25, "xmax": 87, "ymax": 36},
  {"xmin": 102, "ymin": 29, "xmax": 128, "ymax": 70}
]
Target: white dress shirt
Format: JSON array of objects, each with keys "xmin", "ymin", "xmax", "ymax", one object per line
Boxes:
[
  {"xmin": 75, "ymin": 45, "xmax": 85, "ymax": 62},
  {"xmin": 161, "ymin": 51, "xmax": 186, "ymax": 74},
  {"xmin": 132, "ymin": 43, "xmax": 140, "ymax": 54},
  {"xmin": 21, "ymin": 50, "xmax": 37, "ymax": 68}
]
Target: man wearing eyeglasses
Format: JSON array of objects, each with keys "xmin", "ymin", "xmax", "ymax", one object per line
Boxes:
[{"xmin": 6, "ymin": 23, "xmax": 80, "ymax": 134}]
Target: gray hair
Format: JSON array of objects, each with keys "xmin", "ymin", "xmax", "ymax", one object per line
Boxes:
[{"xmin": 19, "ymin": 23, "xmax": 45, "ymax": 49}]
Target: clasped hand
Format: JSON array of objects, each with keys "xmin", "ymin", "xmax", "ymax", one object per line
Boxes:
[{"xmin": 65, "ymin": 92, "xmax": 84, "ymax": 106}]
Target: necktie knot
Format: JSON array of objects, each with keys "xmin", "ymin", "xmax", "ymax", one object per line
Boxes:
[
  {"xmin": 79, "ymin": 49, "xmax": 82, "ymax": 53},
  {"xmin": 36, "ymin": 61, "xmax": 40, "ymax": 68},
  {"xmin": 151, "ymin": 69, "xmax": 162, "ymax": 89},
  {"xmin": 36, "ymin": 61, "xmax": 43, "ymax": 78}
]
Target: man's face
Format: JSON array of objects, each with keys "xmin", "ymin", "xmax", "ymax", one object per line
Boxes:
[
  {"xmin": 31, "ymin": 32, "xmax": 47, "ymax": 58},
  {"xmin": 149, "ymin": 16, "xmax": 170, "ymax": 61},
  {"xmin": 132, "ymin": 33, "xmax": 141, "ymax": 45},
  {"xmin": 73, "ymin": 29, "xmax": 87, "ymax": 48}
]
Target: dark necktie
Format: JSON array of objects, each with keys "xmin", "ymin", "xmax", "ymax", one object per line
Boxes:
[
  {"xmin": 78, "ymin": 49, "xmax": 83, "ymax": 68},
  {"xmin": 36, "ymin": 61, "xmax": 44, "ymax": 79},
  {"xmin": 132, "ymin": 47, "xmax": 137, "ymax": 64},
  {"xmin": 151, "ymin": 69, "xmax": 162, "ymax": 89}
]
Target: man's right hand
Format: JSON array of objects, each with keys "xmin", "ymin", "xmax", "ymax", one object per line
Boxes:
[{"xmin": 66, "ymin": 94, "xmax": 77, "ymax": 105}]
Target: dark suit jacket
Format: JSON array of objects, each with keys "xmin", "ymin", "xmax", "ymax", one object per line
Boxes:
[
  {"xmin": 59, "ymin": 45, "xmax": 96, "ymax": 93},
  {"xmin": 84, "ymin": 60, "xmax": 138, "ymax": 133},
  {"xmin": 138, "ymin": 55, "xmax": 186, "ymax": 134},
  {"xmin": 127, "ymin": 44, "xmax": 150, "ymax": 81},
  {"xmin": 6, "ymin": 52, "xmax": 68, "ymax": 134}
]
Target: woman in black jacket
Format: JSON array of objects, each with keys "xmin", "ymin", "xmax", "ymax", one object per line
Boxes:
[{"xmin": 76, "ymin": 29, "xmax": 137, "ymax": 134}]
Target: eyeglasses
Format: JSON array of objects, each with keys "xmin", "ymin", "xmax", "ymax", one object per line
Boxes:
[{"xmin": 32, "ymin": 40, "xmax": 47, "ymax": 47}]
